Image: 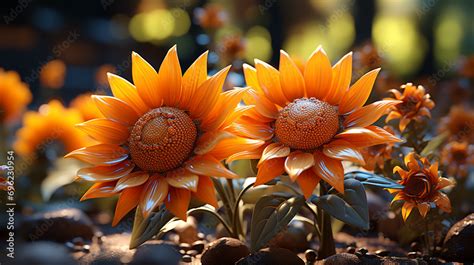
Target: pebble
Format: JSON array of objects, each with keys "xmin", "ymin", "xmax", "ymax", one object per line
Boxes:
[
  {"xmin": 201, "ymin": 237, "xmax": 250, "ymax": 265},
  {"xmin": 375, "ymin": 249, "xmax": 390, "ymax": 257},
  {"xmin": 191, "ymin": 240, "xmax": 205, "ymax": 253},
  {"xmin": 187, "ymin": 250, "xmax": 199, "ymax": 256},
  {"xmin": 346, "ymin": 246, "xmax": 356, "ymax": 254},
  {"xmin": 305, "ymin": 249, "xmax": 317, "ymax": 263},
  {"xmin": 236, "ymin": 247, "xmax": 304, "ymax": 265},
  {"xmin": 407, "ymin": 251, "xmax": 421, "ymax": 259},
  {"xmin": 182, "ymin": 255, "xmax": 192, "ymax": 263},
  {"xmin": 442, "ymin": 213, "xmax": 474, "ymax": 262},
  {"xmin": 179, "ymin": 242, "xmax": 191, "ymax": 250}
]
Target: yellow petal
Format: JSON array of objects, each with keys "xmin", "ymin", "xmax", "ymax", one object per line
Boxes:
[
  {"xmin": 132, "ymin": 52, "xmax": 161, "ymax": 108},
  {"xmin": 181, "ymin": 51, "xmax": 208, "ymax": 109},
  {"xmin": 325, "ymin": 52, "xmax": 352, "ymax": 105},
  {"xmin": 77, "ymin": 118, "xmax": 129, "ymax": 145},
  {"xmin": 255, "ymin": 59, "xmax": 288, "ymax": 106},
  {"xmin": 108, "ymin": 73, "xmax": 149, "ymax": 115},
  {"xmin": 339, "ymin": 68, "xmax": 380, "ymax": 114},
  {"xmin": 279, "ymin": 50, "xmax": 305, "ymax": 102},
  {"xmin": 158, "ymin": 45, "xmax": 183, "ymax": 107},
  {"xmin": 402, "ymin": 201, "xmax": 414, "ymax": 221},
  {"xmin": 304, "ymin": 46, "xmax": 332, "ymax": 100},
  {"xmin": 92, "ymin": 95, "xmax": 139, "ymax": 126},
  {"xmin": 344, "ymin": 100, "xmax": 402, "ymax": 128}
]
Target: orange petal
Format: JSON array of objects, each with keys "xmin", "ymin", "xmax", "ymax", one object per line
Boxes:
[
  {"xmin": 391, "ymin": 192, "xmax": 404, "ymax": 204},
  {"xmin": 77, "ymin": 118, "xmax": 129, "ymax": 145},
  {"xmin": 181, "ymin": 51, "xmax": 208, "ymax": 109},
  {"xmin": 385, "ymin": 111, "xmax": 401, "ymax": 123},
  {"xmin": 81, "ymin": 181, "xmax": 117, "ymax": 201},
  {"xmin": 402, "ymin": 201, "xmax": 414, "ymax": 221},
  {"xmin": 114, "ymin": 171, "xmax": 149, "ymax": 192},
  {"xmin": 108, "ymin": 73, "xmax": 149, "ymax": 115},
  {"xmin": 323, "ymin": 139, "xmax": 365, "ymax": 164},
  {"xmin": 312, "ymin": 151, "xmax": 344, "ymax": 193},
  {"xmin": 186, "ymin": 155, "xmax": 238, "ymax": 179},
  {"xmin": 220, "ymin": 105, "xmax": 254, "ymax": 130},
  {"xmin": 65, "ymin": 144, "xmax": 128, "ymax": 166},
  {"xmin": 279, "ymin": 50, "xmax": 306, "ymax": 102},
  {"xmin": 296, "ymin": 169, "xmax": 320, "ymax": 199},
  {"xmin": 194, "ymin": 131, "xmax": 234, "ymax": 155},
  {"xmin": 207, "ymin": 136, "xmax": 265, "ymax": 162},
  {"xmin": 193, "ymin": 176, "xmax": 218, "ymax": 208},
  {"xmin": 77, "ymin": 160, "xmax": 134, "ymax": 182},
  {"xmin": 229, "ymin": 119, "xmax": 274, "ymax": 141},
  {"xmin": 433, "ymin": 192, "xmax": 451, "ymax": 213},
  {"xmin": 255, "ymin": 158, "xmax": 285, "ymax": 186},
  {"xmin": 112, "ymin": 185, "xmax": 143, "ymax": 226},
  {"xmin": 132, "ymin": 52, "xmax": 161, "ymax": 108},
  {"xmin": 437, "ymin": 177, "xmax": 453, "ymax": 190},
  {"xmin": 399, "ymin": 117, "xmax": 411, "ymax": 131},
  {"xmin": 404, "ymin": 152, "xmax": 420, "ymax": 171},
  {"xmin": 429, "ymin": 162, "xmax": 439, "ymax": 177},
  {"xmin": 243, "ymin": 63, "xmax": 263, "ymax": 99},
  {"xmin": 417, "ymin": 203, "xmax": 430, "ymax": 218},
  {"xmin": 140, "ymin": 175, "xmax": 169, "ymax": 218},
  {"xmin": 158, "ymin": 46, "xmax": 183, "ymax": 107},
  {"xmin": 92, "ymin": 95, "xmax": 139, "ymax": 126},
  {"xmin": 339, "ymin": 68, "xmax": 381, "ymax": 114},
  {"xmin": 255, "ymin": 59, "xmax": 287, "ymax": 106},
  {"xmin": 226, "ymin": 145, "xmax": 265, "ymax": 163},
  {"xmin": 344, "ymin": 100, "xmax": 402, "ymax": 128},
  {"xmin": 258, "ymin": 142, "xmax": 290, "ymax": 167},
  {"xmin": 325, "ymin": 52, "xmax": 352, "ymax": 105},
  {"xmin": 393, "ymin": 166, "xmax": 409, "ymax": 179},
  {"xmin": 285, "ymin": 151, "xmax": 315, "ymax": 181},
  {"xmin": 166, "ymin": 169, "xmax": 199, "ymax": 192},
  {"xmin": 335, "ymin": 126, "xmax": 401, "ymax": 148},
  {"xmin": 304, "ymin": 46, "xmax": 332, "ymax": 100},
  {"xmin": 246, "ymin": 89, "xmax": 279, "ymax": 119},
  {"xmin": 165, "ymin": 187, "xmax": 191, "ymax": 220}
]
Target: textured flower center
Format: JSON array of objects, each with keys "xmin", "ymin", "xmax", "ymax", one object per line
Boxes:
[
  {"xmin": 129, "ymin": 107, "xmax": 197, "ymax": 173},
  {"xmin": 404, "ymin": 173, "xmax": 432, "ymax": 198},
  {"xmin": 274, "ymin": 98, "xmax": 339, "ymax": 150}
]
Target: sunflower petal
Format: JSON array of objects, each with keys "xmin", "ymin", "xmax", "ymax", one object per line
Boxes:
[
  {"xmin": 165, "ymin": 188, "xmax": 191, "ymax": 221},
  {"xmin": 437, "ymin": 177, "xmax": 453, "ymax": 190},
  {"xmin": 246, "ymin": 89, "xmax": 279, "ymax": 119},
  {"xmin": 257, "ymin": 142, "xmax": 290, "ymax": 167},
  {"xmin": 112, "ymin": 185, "xmax": 143, "ymax": 226},
  {"xmin": 434, "ymin": 192, "xmax": 451, "ymax": 213},
  {"xmin": 417, "ymin": 203, "xmax": 430, "ymax": 218},
  {"xmin": 304, "ymin": 46, "xmax": 332, "ymax": 100},
  {"xmin": 65, "ymin": 144, "xmax": 128, "ymax": 166},
  {"xmin": 296, "ymin": 169, "xmax": 320, "ymax": 199},
  {"xmin": 140, "ymin": 175, "xmax": 169, "ymax": 218},
  {"xmin": 255, "ymin": 59, "xmax": 287, "ymax": 106},
  {"xmin": 285, "ymin": 151, "xmax": 315, "ymax": 181},
  {"xmin": 243, "ymin": 63, "xmax": 263, "ymax": 99},
  {"xmin": 229, "ymin": 119, "xmax": 274, "ymax": 141},
  {"xmin": 255, "ymin": 158, "xmax": 285, "ymax": 186},
  {"xmin": 335, "ymin": 126, "xmax": 401, "ymax": 148},
  {"xmin": 279, "ymin": 50, "xmax": 306, "ymax": 102},
  {"xmin": 323, "ymin": 139, "xmax": 365, "ymax": 164},
  {"xmin": 114, "ymin": 171, "xmax": 149, "ymax": 192},
  {"xmin": 77, "ymin": 160, "xmax": 134, "ymax": 182},
  {"xmin": 404, "ymin": 152, "xmax": 420, "ymax": 171},
  {"xmin": 226, "ymin": 145, "xmax": 265, "ymax": 163},
  {"xmin": 77, "ymin": 118, "xmax": 129, "ymax": 145},
  {"xmin": 207, "ymin": 136, "xmax": 265, "ymax": 161},
  {"xmin": 158, "ymin": 46, "xmax": 182, "ymax": 107},
  {"xmin": 339, "ymin": 68, "xmax": 380, "ymax": 114},
  {"xmin": 166, "ymin": 169, "xmax": 199, "ymax": 192},
  {"xmin": 108, "ymin": 73, "xmax": 149, "ymax": 115},
  {"xmin": 131, "ymin": 52, "xmax": 161, "ymax": 108},
  {"xmin": 344, "ymin": 100, "xmax": 402, "ymax": 128},
  {"xmin": 312, "ymin": 151, "xmax": 344, "ymax": 193},
  {"xmin": 181, "ymin": 51, "xmax": 208, "ymax": 109},
  {"xmin": 92, "ymin": 95, "xmax": 139, "ymax": 126},
  {"xmin": 81, "ymin": 181, "xmax": 117, "ymax": 201},
  {"xmin": 186, "ymin": 155, "xmax": 238, "ymax": 179},
  {"xmin": 402, "ymin": 201, "xmax": 414, "ymax": 221},
  {"xmin": 194, "ymin": 131, "xmax": 234, "ymax": 155},
  {"xmin": 193, "ymin": 176, "xmax": 218, "ymax": 208},
  {"xmin": 325, "ymin": 52, "xmax": 352, "ymax": 105}
]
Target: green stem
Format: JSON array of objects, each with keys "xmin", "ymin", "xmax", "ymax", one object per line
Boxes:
[
  {"xmin": 232, "ymin": 181, "xmax": 255, "ymax": 241},
  {"xmin": 304, "ymin": 202, "xmax": 322, "ymax": 240},
  {"xmin": 188, "ymin": 207, "xmax": 234, "ymax": 237},
  {"xmin": 317, "ymin": 183, "xmax": 336, "ymax": 259}
]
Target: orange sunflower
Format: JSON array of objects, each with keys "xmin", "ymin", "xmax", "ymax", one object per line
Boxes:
[
  {"xmin": 14, "ymin": 100, "xmax": 93, "ymax": 157},
  {"xmin": 390, "ymin": 152, "xmax": 453, "ymax": 221},
  {"xmin": 230, "ymin": 47, "xmax": 402, "ymax": 198},
  {"xmin": 438, "ymin": 106, "xmax": 474, "ymax": 143},
  {"xmin": 70, "ymin": 93, "xmax": 104, "ymax": 121},
  {"xmin": 40, "ymin": 59, "xmax": 66, "ymax": 89},
  {"xmin": 0, "ymin": 69, "xmax": 32, "ymax": 123},
  {"xmin": 66, "ymin": 46, "xmax": 263, "ymax": 224},
  {"xmin": 385, "ymin": 83, "xmax": 434, "ymax": 132},
  {"xmin": 440, "ymin": 141, "xmax": 474, "ymax": 178}
]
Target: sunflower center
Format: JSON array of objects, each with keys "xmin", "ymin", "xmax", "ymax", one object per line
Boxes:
[
  {"xmin": 404, "ymin": 173, "xmax": 432, "ymax": 198},
  {"xmin": 274, "ymin": 98, "xmax": 339, "ymax": 150},
  {"xmin": 129, "ymin": 107, "xmax": 197, "ymax": 173}
]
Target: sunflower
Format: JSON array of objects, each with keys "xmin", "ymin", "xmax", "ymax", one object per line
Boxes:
[
  {"xmin": 66, "ymin": 46, "xmax": 263, "ymax": 224},
  {"xmin": 0, "ymin": 69, "xmax": 32, "ymax": 123},
  {"xmin": 230, "ymin": 47, "xmax": 401, "ymax": 198},
  {"xmin": 70, "ymin": 93, "xmax": 104, "ymax": 121},
  {"xmin": 441, "ymin": 141, "xmax": 474, "ymax": 178},
  {"xmin": 390, "ymin": 152, "xmax": 453, "ymax": 221},
  {"xmin": 385, "ymin": 83, "xmax": 434, "ymax": 132},
  {"xmin": 194, "ymin": 3, "xmax": 227, "ymax": 30},
  {"xmin": 40, "ymin": 59, "xmax": 66, "ymax": 89},
  {"xmin": 14, "ymin": 100, "xmax": 93, "ymax": 157},
  {"xmin": 438, "ymin": 106, "xmax": 474, "ymax": 143},
  {"xmin": 360, "ymin": 126, "xmax": 395, "ymax": 171}
]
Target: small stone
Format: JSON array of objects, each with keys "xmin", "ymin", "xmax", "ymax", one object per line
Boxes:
[
  {"xmin": 182, "ymin": 255, "xmax": 192, "ymax": 263},
  {"xmin": 442, "ymin": 213, "xmax": 474, "ymax": 262},
  {"xmin": 187, "ymin": 250, "xmax": 199, "ymax": 256},
  {"xmin": 236, "ymin": 247, "xmax": 304, "ymax": 265},
  {"xmin": 82, "ymin": 245, "xmax": 90, "ymax": 252},
  {"xmin": 357, "ymin": 248, "xmax": 368, "ymax": 256},
  {"xmin": 305, "ymin": 249, "xmax": 317, "ymax": 262},
  {"xmin": 323, "ymin": 253, "xmax": 362, "ymax": 265},
  {"xmin": 268, "ymin": 220, "xmax": 310, "ymax": 252},
  {"xmin": 180, "ymin": 242, "xmax": 191, "ymax": 250},
  {"xmin": 375, "ymin": 249, "xmax": 390, "ymax": 257},
  {"xmin": 130, "ymin": 242, "xmax": 181, "ymax": 265},
  {"xmin": 198, "ymin": 232, "xmax": 205, "ymax": 239},
  {"xmin": 201, "ymin": 237, "xmax": 250, "ymax": 265},
  {"xmin": 407, "ymin": 252, "xmax": 421, "ymax": 259},
  {"xmin": 346, "ymin": 246, "xmax": 356, "ymax": 254},
  {"xmin": 191, "ymin": 240, "xmax": 205, "ymax": 253},
  {"xmin": 179, "ymin": 249, "xmax": 186, "ymax": 255}
]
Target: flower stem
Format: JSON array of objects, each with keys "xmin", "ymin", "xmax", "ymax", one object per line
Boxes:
[{"xmin": 317, "ymin": 183, "xmax": 336, "ymax": 259}]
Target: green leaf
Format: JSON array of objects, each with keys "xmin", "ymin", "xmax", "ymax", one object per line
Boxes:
[
  {"xmin": 311, "ymin": 179, "xmax": 369, "ymax": 230},
  {"xmin": 421, "ymin": 132, "xmax": 448, "ymax": 156},
  {"xmin": 344, "ymin": 171, "xmax": 404, "ymax": 189},
  {"xmin": 129, "ymin": 205, "xmax": 175, "ymax": 249},
  {"xmin": 250, "ymin": 195, "xmax": 305, "ymax": 252}
]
